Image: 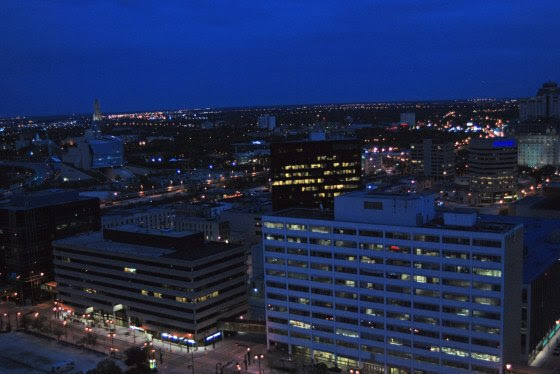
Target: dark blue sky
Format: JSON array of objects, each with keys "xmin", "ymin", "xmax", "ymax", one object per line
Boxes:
[{"xmin": 2, "ymin": 0, "xmax": 560, "ymax": 117}]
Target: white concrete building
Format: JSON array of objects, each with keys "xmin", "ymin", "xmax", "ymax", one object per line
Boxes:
[
  {"xmin": 262, "ymin": 191, "xmax": 523, "ymax": 374},
  {"xmin": 517, "ymin": 134, "xmax": 560, "ymax": 167}
]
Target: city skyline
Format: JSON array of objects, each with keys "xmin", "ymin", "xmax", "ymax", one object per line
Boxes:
[{"xmin": 2, "ymin": 0, "xmax": 560, "ymax": 117}]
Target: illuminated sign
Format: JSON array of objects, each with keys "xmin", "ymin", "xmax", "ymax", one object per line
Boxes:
[
  {"xmin": 492, "ymin": 140, "xmax": 516, "ymax": 148},
  {"xmin": 205, "ymin": 331, "xmax": 222, "ymax": 341}
]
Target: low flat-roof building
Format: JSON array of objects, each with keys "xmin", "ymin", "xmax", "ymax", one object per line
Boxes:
[{"xmin": 53, "ymin": 225, "xmax": 248, "ymax": 344}]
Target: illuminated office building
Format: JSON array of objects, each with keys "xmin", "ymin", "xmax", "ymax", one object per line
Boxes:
[
  {"xmin": 410, "ymin": 139, "xmax": 455, "ymax": 181},
  {"xmin": 263, "ymin": 191, "xmax": 523, "ymax": 374},
  {"xmin": 469, "ymin": 138, "xmax": 518, "ymax": 205},
  {"xmin": 53, "ymin": 226, "xmax": 248, "ymax": 343},
  {"xmin": 519, "ymin": 82, "xmax": 560, "ymax": 121},
  {"xmin": 517, "ymin": 133, "xmax": 560, "ymax": 167},
  {"xmin": 270, "ymin": 139, "xmax": 361, "ymax": 210}
]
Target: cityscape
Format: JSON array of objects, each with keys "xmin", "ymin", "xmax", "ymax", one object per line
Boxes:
[{"xmin": 1, "ymin": 2, "xmax": 560, "ymax": 374}]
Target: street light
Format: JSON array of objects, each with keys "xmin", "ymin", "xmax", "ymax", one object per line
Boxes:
[
  {"xmin": 255, "ymin": 354, "xmax": 264, "ymax": 374},
  {"xmin": 247, "ymin": 347, "xmax": 251, "ymax": 365},
  {"xmin": 108, "ymin": 331, "xmax": 116, "ymax": 351},
  {"xmin": 505, "ymin": 364, "xmax": 512, "ymax": 372}
]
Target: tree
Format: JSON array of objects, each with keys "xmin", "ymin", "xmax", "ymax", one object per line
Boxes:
[
  {"xmin": 124, "ymin": 346, "xmax": 148, "ymax": 367},
  {"xmin": 86, "ymin": 359, "xmax": 122, "ymax": 374}
]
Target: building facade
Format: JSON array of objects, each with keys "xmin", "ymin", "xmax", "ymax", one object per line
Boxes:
[
  {"xmin": 410, "ymin": 139, "xmax": 455, "ymax": 181},
  {"xmin": 519, "ymin": 82, "xmax": 560, "ymax": 121},
  {"xmin": 53, "ymin": 226, "xmax": 248, "ymax": 343},
  {"xmin": 102, "ymin": 207, "xmax": 174, "ymax": 230},
  {"xmin": 258, "ymin": 115, "xmax": 277, "ymax": 130},
  {"xmin": 270, "ymin": 139, "xmax": 362, "ymax": 210},
  {"xmin": 174, "ymin": 215, "xmax": 230, "ymax": 242},
  {"xmin": 468, "ymin": 138, "xmax": 518, "ymax": 205},
  {"xmin": 0, "ymin": 190, "xmax": 100, "ymax": 304},
  {"xmin": 516, "ymin": 133, "xmax": 560, "ymax": 167},
  {"xmin": 400, "ymin": 113, "xmax": 416, "ymax": 127},
  {"xmin": 262, "ymin": 191, "xmax": 523, "ymax": 374}
]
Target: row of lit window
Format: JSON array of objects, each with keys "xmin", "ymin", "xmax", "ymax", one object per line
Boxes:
[
  {"xmin": 266, "ymin": 269, "xmax": 501, "ymax": 292},
  {"xmin": 265, "ymin": 244, "xmax": 502, "ymax": 263},
  {"xmin": 265, "ymin": 256, "xmax": 501, "ymax": 278},
  {"xmin": 263, "ymin": 223, "xmax": 502, "ymax": 248},
  {"xmin": 266, "ymin": 328, "xmax": 500, "ymax": 363}
]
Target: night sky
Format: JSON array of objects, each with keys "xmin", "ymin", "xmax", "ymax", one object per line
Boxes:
[{"xmin": 2, "ymin": 0, "xmax": 560, "ymax": 117}]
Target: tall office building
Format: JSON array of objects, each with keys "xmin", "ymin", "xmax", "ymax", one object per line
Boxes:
[
  {"xmin": 270, "ymin": 139, "xmax": 361, "ymax": 211},
  {"xmin": 53, "ymin": 225, "xmax": 248, "ymax": 343},
  {"xmin": 469, "ymin": 138, "xmax": 518, "ymax": 205},
  {"xmin": 258, "ymin": 114, "xmax": 276, "ymax": 130},
  {"xmin": 262, "ymin": 191, "xmax": 523, "ymax": 374},
  {"xmin": 516, "ymin": 133, "xmax": 560, "ymax": 167},
  {"xmin": 0, "ymin": 190, "xmax": 100, "ymax": 304},
  {"xmin": 400, "ymin": 112, "xmax": 416, "ymax": 127},
  {"xmin": 519, "ymin": 82, "xmax": 560, "ymax": 121},
  {"xmin": 410, "ymin": 139, "xmax": 455, "ymax": 181}
]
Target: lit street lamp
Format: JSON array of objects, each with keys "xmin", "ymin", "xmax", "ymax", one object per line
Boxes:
[
  {"xmin": 108, "ymin": 331, "xmax": 116, "ymax": 351},
  {"xmin": 254, "ymin": 354, "xmax": 264, "ymax": 374}
]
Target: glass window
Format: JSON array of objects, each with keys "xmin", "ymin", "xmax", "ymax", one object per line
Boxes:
[
  {"xmin": 310, "ymin": 225, "xmax": 331, "ymax": 234},
  {"xmin": 286, "ymin": 223, "xmax": 307, "ymax": 231},
  {"xmin": 310, "ymin": 238, "xmax": 332, "ymax": 246},
  {"xmin": 335, "ymin": 240, "xmax": 356, "ymax": 248},
  {"xmin": 364, "ymin": 201, "xmax": 383, "ymax": 210},
  {"xmin": 359, "ymin": 229, "xmax": 383, "ymax": 237},
  {"xmin": 472, "ymin": 239, "xmax": 501, "ymax": 248},
  {"xmin": 385, "ymin": 232, "xmax": 410, "ymax": 240},
  {"xmin": 473, "ymin": 268, "xmax": 502, "ymax": 277},
  {"xmin": 264, "ymin": 222, "xmax": 284, "ymax": 229},
  {"xmin": 442, "ymin": 236, "xmax": 470, "ymax": 245},
  {"xmin": 334, "ymin": 228, "xmax": 356, "ymax": 235},
  {"xmin": 414, "ymin": 234, "xmax": 440, "ymax": 243}
]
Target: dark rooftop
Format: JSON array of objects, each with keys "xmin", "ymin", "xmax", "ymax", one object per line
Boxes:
[
  {"xmin": 55, "ymin": 226, "xmax": 243, "ymax": 262},
  {"xmin": 479, "ymin": 215, "xmax": 560, "ymax": 284},
  {"xmin": 1, "ymin": 189, "xmax": 98, "ymax": 210}
]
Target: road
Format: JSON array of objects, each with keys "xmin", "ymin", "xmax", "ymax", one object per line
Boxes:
[{"xmin": 0, "ymin": 300, "xmax": 277, "ymax": 374}]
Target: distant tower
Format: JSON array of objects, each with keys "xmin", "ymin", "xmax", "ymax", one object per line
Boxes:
[
  {"xmin": 90, "ymin": 99, "xmax": 103, "ymax": 139},
  {"xmin": 93, "ymin": 99, "xmax": 102, "ymax": 122}
]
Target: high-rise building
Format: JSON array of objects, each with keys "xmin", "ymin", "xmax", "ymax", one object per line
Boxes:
[
  {"xmin": 270, "ymin": 139, "xmax": 361, "ymax": 210},
  {"xmin": 258, "ymin": 114, "xmax": 276, "ymax": 130},
  {"xmin": 469, "ymin": 138, "xmax": 518, "ymax": 205},
  {"xmin": 516, "ymin": 133, "xmax": 560, "ymax": 167},
  {"xmin": 519, "ymin": 82, "xmax": 560, "ymax": 121},
  {"xmin": 262, "ymin": 191, "xmax": 523, "ymax": 374},
  {"xmin": 410, "ymin": 139, "xmax": 455, "ymax": 181},
  {"xmin": 0, "ymin": 190, "xmax": 100, "ymax": 304},
  {"xmin": 363, "ymin": 151, "xmax": 382, "ymax": 176},
  {"xmin": 53, "ymin": 225, "xmax": 247, "ymax": 344},
  {"xmin": 400, "ymin": 112, "xmax": 416, "ymax": 127}
]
